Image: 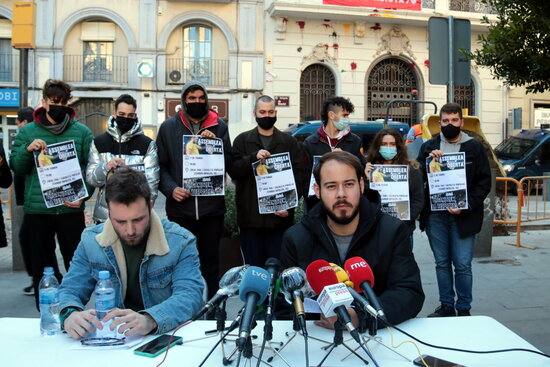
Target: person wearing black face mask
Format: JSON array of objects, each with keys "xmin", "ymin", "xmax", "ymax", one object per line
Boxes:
[
  {"xmin": 230, "ymin": 95, "xmax": 305, "ymax": 266},
  {"xmin": 417, "ymin": 103, "xmax": 491, "ymax": 318},
  {"xmin": 156, "ymin": 80, "xmax": 234, "ymax": 303},
  {"xmin": 9, "ymin": 79, "xmax": 94, "ymax": 309},
  {"xmin": 86, "ymin": 94, "xmax": 159, "ymax": 223}
]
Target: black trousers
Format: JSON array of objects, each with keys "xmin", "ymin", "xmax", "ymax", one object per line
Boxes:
[
  {"xmin": 239, "ymin": 227, "xmax": 285, "ymax": 267},
  {"xmin": 26, "ymin": 212, "xmax": 86, "ymax": 309},
  {"xmin": 168, "ymin": 215, "xmax": 223, "ymax": 300}
]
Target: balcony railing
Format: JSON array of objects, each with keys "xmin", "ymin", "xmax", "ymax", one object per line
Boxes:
[
  {"xmin": 450, "ymin": 0, "xmax": 495, "ymax": 13},
  {"xmin": 0, "ymin": 52, "xmax": 19, "ymax": 83},
  {"xmin": 63, "ymin": 55, "xmax": 128, "ymax": 83},
  {"xmin": 166, "ymin": 58, "xmax": 229, "ymax": 87}
]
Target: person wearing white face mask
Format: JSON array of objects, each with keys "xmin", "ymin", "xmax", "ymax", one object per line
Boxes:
[
  {"xmin": 365, "ymin": 128, "xmax": 424, "ymax": 245},
  {"xmin": 303, "ymin": 97, "xmax": 373, "ymax": 211}
]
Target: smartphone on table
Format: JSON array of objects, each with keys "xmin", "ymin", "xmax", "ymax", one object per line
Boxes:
[
  {"xmin": 413, "ymin": 354, "xmax": 465, "ymax": 367},
  {"xmin": 134, "ymin": 334, "xmax": 183, "ymax": 358}
]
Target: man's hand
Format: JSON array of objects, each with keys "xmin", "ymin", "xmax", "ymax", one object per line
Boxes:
[
  {"xmin": 428, "ymin": 149, "xmax": 444, "ymax": 159},
  {"xmin": 63, "ymin": 199, "xmax": 83, "ymax": 209},
  {"xmin": 446, "ymin": 207, "xmax": 462, "ymax": 215},
  {"xmin": 200, "ymin": 130, "xmax": 216, "ymax": 138},
  {"xmin": 313, "ymin": 308, "xmax": 359, "ymax": 330},
  {"xmin": 172, "ymin": 187, "xmax": 191, "ymax": 202},
  {"xmin": 103, "ymin": 308, "xmax": 157, "ymax": 337},
  {"xmin": 64, "ymin": 310, "xmax": 102, "ymax": 340},
  {"xmin": 105, "ymin": 157, "xmax": 125, "ymax": 171},
  {"xmin": 256, "ymin": 149, "xmax": 271, "ymax": 160},
  {"xmin": 27, "ymin": 139, "xmax": 47, "ymax": 152},
  {"xmin": 274, "ymin": 210, "xmax": 289, "ymax": 218}
]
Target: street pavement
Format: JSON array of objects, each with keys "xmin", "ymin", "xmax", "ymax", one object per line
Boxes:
[{"xmin": 1, "ymin": 197, "xmax": 549, "ymax": 355}]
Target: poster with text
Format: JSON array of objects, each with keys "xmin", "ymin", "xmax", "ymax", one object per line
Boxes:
[
  {"xmin": 253, "ymin": 152, "xmax": 298, "ymax": 214},
  {"xmin": 427, "ymin": 152, "xmax": 469, "ymax": 211},
  {"xmin": 308, "ymin": 155, "xmax": 321, "ymax": 197},
  {"xmin": 182, "ymin": 136, "xmax": 225, "ymax": 196},
  {"xmin": 369, "ymin": 164, "xmax": 410, "ymax": 220},
  {"xmin": 34, "ymin": 140, "xmax": 88, "ymax": 208}
]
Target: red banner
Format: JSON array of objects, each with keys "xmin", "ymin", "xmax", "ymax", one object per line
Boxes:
[{"xmin": 323, "ymin": 0, "xmax": 421, "ymax": 11}]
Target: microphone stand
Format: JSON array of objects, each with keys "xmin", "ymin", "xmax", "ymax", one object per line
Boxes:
[
  {"xmin": 341, "ymin": 313, "xmax": 410, "ymax": 364},
  {"xmin": 317, "ymin": 318, "xmax": 370, "ymax": 367},
  {"xmin": 224, "ymin": 319, "xmax": 274, "ymax": 367}
]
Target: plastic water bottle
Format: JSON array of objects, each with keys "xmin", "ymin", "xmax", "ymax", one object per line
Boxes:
[
  {"xmin": 95, "ymin": 270, "xmax": 115, "ymax": 320},
  {"xmin": 39, "ymin": 267, "xmax": 60, "ymax": 336}
]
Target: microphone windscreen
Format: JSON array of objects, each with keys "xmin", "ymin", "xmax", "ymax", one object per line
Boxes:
[
  {"xmin": 265, "ymin": 257, "xmax": 282, "ymax": 271},
  {"xmin": 305, "ymin": 259, "xmax": 339, "ymax": 295},
  {"xmin": 344, "ymin": 257, "xmax": 375, "ymax": 293},
  {"xmin": 280, "ymin": 267, "xmax": 306, "ymax": 294},
  {"xmin": 330, "ymin": 263, "xmax": 354, "ymax": 288},
  {"xmin": 239, "ymin": 266, "xmax": 271, "ymax": 305}
]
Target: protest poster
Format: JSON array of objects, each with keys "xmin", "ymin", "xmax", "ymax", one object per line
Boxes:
[
  {"xmin": 252, "ymin": 152, "xmax": 298, "ymax": 214},
  {"xmin": 426, "ymin": 152, "xmax": 469, "ymax": 211},
  {"xmin": 182, "ymin": 136, "xmax": 225, "ymax": 196},
  {"xmin": 369, "ymin": 164, "xmax": 410, "ymax": 220},
  {"xmin": 308, "ymin": 155, "xmax": 321, "ymax": 197},
  {"xmin": 33, "ymin": 140, "xmax": 88, "ymax": 208}
]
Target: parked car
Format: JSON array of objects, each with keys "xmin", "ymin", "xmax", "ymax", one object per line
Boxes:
[
  {"xmin": 283, "ymin": 120, "xmax": 410, "ymax": 154},
  {"xmin": 495, "ymin": 128, "xmax": 550, "ymax": 181}
]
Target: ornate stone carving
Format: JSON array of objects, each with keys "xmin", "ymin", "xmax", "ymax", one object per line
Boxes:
[
  {"xmin": 375, "ymin": 26, "xmax": 416, "ymax": 60},
  {"xmin": 302, "ymin": 43, "xmax": 336, "ymax": 65},
  {"xmin": 275, "ymin": 17, "xmax": 287, "ymax": 40}
]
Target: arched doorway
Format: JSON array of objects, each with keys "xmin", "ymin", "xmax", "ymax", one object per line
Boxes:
[
  {"xmin": 300, "ymin": 64, "xmax": 336, "ymax": 121},
  {"xmin": 449, "ymin": 79, "xmax": 476, "ymax": 115},
  {"xmin": 366, "ymin": 58, "xmax": 419, "ymax": 125}
]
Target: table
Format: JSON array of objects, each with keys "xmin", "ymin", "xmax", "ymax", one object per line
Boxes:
[{"xmin": 1, "ymin": 316, "xmax": 548, "ymax": 367}]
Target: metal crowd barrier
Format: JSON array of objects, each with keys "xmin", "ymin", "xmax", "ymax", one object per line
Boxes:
[{"xmin": 494, "ymin": 176, "xmax": 550, "ymax": 248}]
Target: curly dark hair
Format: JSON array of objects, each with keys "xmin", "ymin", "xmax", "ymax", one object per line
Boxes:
[
  {"xmin": 321, "ymin": 97, "xmax": 354, "ymax": 126},
  {"xmin": 42, "ymin": 79, "xmax": 72, "ymax": 104},
  {"xmin": 366, "ymin": 128, "xmax": 411, "ymax": 165}
]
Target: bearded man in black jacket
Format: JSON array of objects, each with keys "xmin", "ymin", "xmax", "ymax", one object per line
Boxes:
[{"xmin": 280, "ymin": 151, "xmax": 424, "ymax": 328}]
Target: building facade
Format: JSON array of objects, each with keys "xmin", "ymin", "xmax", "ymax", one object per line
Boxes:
[
  {"xmin": 0, "ymin": 0, "xmax": 548, "ymax": 153},
  {"xmin": 0, "ymin": 0, "xmax": 264, "ymax": 153}
]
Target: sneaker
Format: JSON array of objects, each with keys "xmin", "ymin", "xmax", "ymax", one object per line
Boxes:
[
  {"xmin": 457, "ymin": 309, "xmax": 471, "ymax": 316},
  {"xmin": 23, "ymin": 284, "xmax": 34, "ymax": 296},
  {"xmin": 427, "ymin": 304, "xmax": 456, "ymax": 317}
]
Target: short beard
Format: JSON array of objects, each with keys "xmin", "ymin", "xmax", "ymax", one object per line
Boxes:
[
  {"xmin": 118, "ymin": 222, "xmax": 151, "ymax": 247},
  {"xmin": 320, "ymin": 196, "xmax": 359, "ymax": 225}
]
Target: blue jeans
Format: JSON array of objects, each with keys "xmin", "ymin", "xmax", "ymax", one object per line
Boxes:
[{"xmin": 426, "ymin": 212, "xmax": 474, "ymax": 310}]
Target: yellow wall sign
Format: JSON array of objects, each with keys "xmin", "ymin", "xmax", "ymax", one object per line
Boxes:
[{"xmin": 12, "ymin": 2, "xmax": 36, "ymax": 49}]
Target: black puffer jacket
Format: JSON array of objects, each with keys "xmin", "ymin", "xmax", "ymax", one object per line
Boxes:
[
  {"xmin": 280, "ymin": 196, "xmax": 425, "ymax": 326},
  {"xmin": 417, "ymin": 135, "xmax": 491, "ymax": 237}
]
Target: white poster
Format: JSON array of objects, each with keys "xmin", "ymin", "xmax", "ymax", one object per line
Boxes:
[
  {"xmin": 34, "ymin": 140, "xmax": 88, "ymax": 208},
  {"xmin": 252, "ymin": 152, "xmax": 298, "ymax": 214},
  {"xmin": 369, "ymin": 165, "xmax": 410, "ymax": 220},
  {"xmin": 427, "ymin": 152, "xmax": 469, "ymax": 211},
  {"xmin": 308, "ymin": 155, "xmax": 321, "ymax": 197},
  {"xmin": 182, "ymin": 136, "xmax": 225, "ymax": 196}
]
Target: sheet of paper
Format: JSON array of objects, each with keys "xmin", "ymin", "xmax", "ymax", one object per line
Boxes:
[
  {"xmin": 304, "ymin": 297, "xmax": 321, "ymax": 314},
  {"xmin": 70, "ymin": 319, "xmax": 144, "ymax": 350}
]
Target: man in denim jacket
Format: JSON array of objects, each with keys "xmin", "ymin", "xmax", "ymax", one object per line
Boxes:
[{"xmin": 58, "ymin": 167, "xmax": 204, "ymax": 339}]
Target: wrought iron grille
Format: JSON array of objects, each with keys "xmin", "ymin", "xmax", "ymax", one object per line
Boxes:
[
  {"xmin": 450, "ymin": 79, "xmax": 476, "ymax": 115},
  {"xmin": 300, "ymin": 64, "xmax": 336, "ymax": 121},
  {"xmin": 72, "ymin": 98, "xmax": 112, "ymax": 137},
  {"xmin": 422, "ymin": 0, "xmax": 435, "ymax": 9},
  {"xmin": 450, "ymin": 0, "xmax": 495, "ymax": 13},
  {"xmin": 63, "ymin": 55, "xmax": 128, "ymax": 83},
  {"xmin": 166, "ymin": 58, "xmax": 228, "ymax": 86},
  {"xmin": 366, "ymin": 58, "xmax": 418, "ymax": 126}
]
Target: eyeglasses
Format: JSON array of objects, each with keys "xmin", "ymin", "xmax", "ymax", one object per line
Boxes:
[{"xmin": 80, "ymin": 337, "xmax": 125, "ymax": 346}]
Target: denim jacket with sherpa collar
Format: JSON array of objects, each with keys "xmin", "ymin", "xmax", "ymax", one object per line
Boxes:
[{"xmin": 58, "ymin": 211, "xmax": 204, "ymax": 334}]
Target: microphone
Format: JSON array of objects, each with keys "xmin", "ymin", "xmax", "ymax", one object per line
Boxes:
[
  {"xmin": 329, "ymin": 263, "xmax": 378, "ymax": 319},
  {"xmin": 264, "ymin": 258, "xmax": 282, "ymax": 315},
  {"xmin": 237, "ymin": 266, "xmax": 271, "ymax": 349},
  {"xmin": 191, "ymin": 265, "xmax": 249, "ymax": 321},
  {"xmin": 305, "ymin": 260, "xmax": 361, "ymax": 343},
  {"xmin": 279, "ymin": 267, "xmax": 311, "ymax": 335},
  {"xmin": 344, "ymin": 257, "xmax": 388, "ymax": 324}
]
